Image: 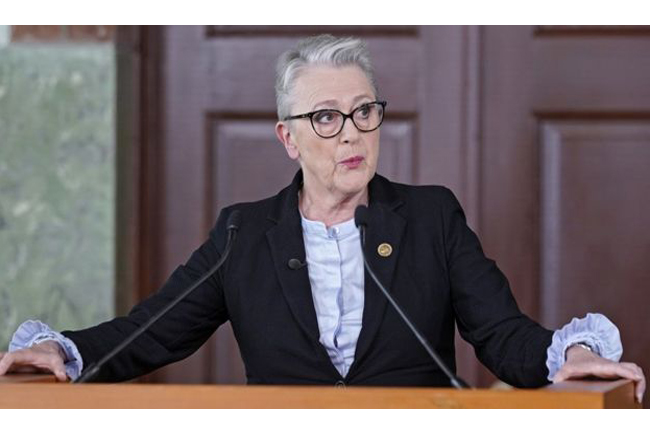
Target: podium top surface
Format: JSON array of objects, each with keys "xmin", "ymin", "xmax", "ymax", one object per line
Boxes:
[{"xmin": 0, "ymin": 374, "xmax": 640, "ymax": 408}]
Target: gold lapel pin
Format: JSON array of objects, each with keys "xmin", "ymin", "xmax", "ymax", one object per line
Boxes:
[{"xmin": 377, "ymin": 243, "xmax": 393, "ymax": 257}]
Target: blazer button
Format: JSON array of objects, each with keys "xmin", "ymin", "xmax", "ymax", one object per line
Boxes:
[{"xmin": 335, "ymin": 380, "xmax": 346, "ymax": 388}]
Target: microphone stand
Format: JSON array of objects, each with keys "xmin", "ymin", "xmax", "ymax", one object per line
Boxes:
[{"xmin": 355, "ymin": 206, "xmax": 470, "ymax": 389}]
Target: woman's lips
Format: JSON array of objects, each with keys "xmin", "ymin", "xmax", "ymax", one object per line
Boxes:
[{"xmin": 340, "ymin": 156, "xmax": 364, "ymax": 169}]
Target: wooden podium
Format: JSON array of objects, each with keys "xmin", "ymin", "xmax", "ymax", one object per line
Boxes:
[{"xmin": 0, "ymin": 374, "xmax": 640, "ymax": 408}]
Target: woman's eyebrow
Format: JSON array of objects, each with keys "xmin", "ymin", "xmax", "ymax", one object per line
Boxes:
[
  {"xmin": 311, "ymin": 99, "xmax": 338, "ymax": 110},
  {"xmin": 312, "ymin": 94, "xmax": 374, "ymax": 111},
  {"xmin": 352, "ymin": 94, "xmax": 374, "ymax": 104}
]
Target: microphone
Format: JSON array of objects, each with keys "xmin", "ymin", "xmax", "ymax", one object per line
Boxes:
[
  {"xmin": 288, "ymin": 258, "xmax": 306, "ymax": 270},
  {"xmin": 74, "ymin": 210, "xmax": 242, "ymax": 383},
  {"xmin": 354, "ymin": 205, "xmax": 470, "ymax": 389}
]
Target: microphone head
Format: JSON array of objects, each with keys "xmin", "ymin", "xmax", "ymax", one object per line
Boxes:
[
  {"xmin": 354, "ymin": 205, "xmax": 369, "ymax": 228},
  {"xmin": 226, "ymin": 210, "xmax": 241, "ymax": 231},
  {"xmin": 287, "ymin": 258, "xmax": 305, "ymax": 270}
]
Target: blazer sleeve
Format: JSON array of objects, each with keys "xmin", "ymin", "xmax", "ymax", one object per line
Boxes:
[
  {"xmin": 440, "ymin": 188, "xmax": 553, "ymax": 387},
  {"xmin": 61, "ymin": 208, "xmax": 234, "ymax": 382}
]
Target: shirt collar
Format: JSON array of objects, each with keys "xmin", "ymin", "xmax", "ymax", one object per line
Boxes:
[{"xmin": 300, "ymin": 213, "xmax": 358, "ymax": 240}]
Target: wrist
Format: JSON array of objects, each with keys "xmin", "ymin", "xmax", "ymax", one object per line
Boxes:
[
  {"xmin": 36, "ymin": 340, "xmax": 66, "ymax": 360},
  {"xmin": 566, "ymin": 342, "xmax": 593, "ymax": 362}
]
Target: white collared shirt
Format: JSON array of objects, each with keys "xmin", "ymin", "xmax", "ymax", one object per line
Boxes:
[{"xmin": 300, "ymin": 215, "xmax": 364, "ymax": 378}]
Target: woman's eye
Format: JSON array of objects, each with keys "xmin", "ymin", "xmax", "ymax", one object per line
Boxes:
[
  {"xmin": 357, "ymin": 106, "xmax": 371, "ymax": 118},
  {"xmin": 314, "ymin": 111, "xmax": 336, "ymax": 124}
]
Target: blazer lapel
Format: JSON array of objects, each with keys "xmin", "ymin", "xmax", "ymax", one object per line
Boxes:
[
  {"xmin": 266, "ymin": 212, "xmax": 322, "ymax": 344},
  {"xmin": 265, "ymin": 171, "xmax": 321, "ymax": 345},
  {"xmin": 348, "ymin": 175, "xmax": 406, "ymax": 375}
]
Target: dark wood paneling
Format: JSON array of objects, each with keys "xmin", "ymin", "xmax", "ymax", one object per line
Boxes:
[
  {"xmin": 115, "ymin": 26, "xmax": 169, "ymax": 384},
  {"xmin": 535, "ymin": 26, "xmax": 650, "ymax": 37},
  {"xmin": 206, "ymin": 26, "xmax": 418, "ymax": 37},
  {"xmin": 209, "ymin": 118, "xmax": 296, "ymax": 209},
  {"xmin": 539, "ymin": 120, "xmax": 650, "ymax": 407},
  {"xmin": 115, "ymin": 26, "xmax": 142, "ymax": 316},
  {"xmin": 482, "ymin": 26, "xmax": 540, "ymax": 323},
  {"xmin": 376, "ymin": 120, "xmax": 417, "ymax": 184},
  {"xmin": 532, "ymin": 39, "xmax": 650, "ymax": 111},
  {"xmin": 115, "ymin": 26, "xmax": 166, "ymax": 313},
  {"xmin": 483, "ymin": 26, "xmax": 650, "ymax": 400},
  {"xmin": 540, "ymin": 120, "xmax": 650, "ymax": 331},
  {"xmin": 11, "ymin": 25, "xmax": 116, "ymax": 42},
  {"xmin": 205, "ymin": 37, "xmax": 420, "ymax": 114},
  {"xmin": 483, "ymin": 25, "xmax": 650, "ymax": 320},
  {"xmin": 153, "ymin": 26, "xmax": 212, "ymax": 383}
]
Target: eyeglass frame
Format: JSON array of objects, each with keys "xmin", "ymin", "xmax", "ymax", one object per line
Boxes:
[{"xmin": 282, "ymin": 100, "xmax": 387, "ymax": 139}]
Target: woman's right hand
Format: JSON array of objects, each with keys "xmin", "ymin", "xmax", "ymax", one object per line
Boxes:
[{"xmin": 0, "ymin": 341, "xmax": 68, "ymax": 381}]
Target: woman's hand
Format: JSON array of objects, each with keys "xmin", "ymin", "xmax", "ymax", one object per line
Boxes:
[
  {"xmin": 553, "ymin": 345, "xmax": 645, "ymax": 403},
  {"xmin": 0, "ymin": 341, "xmax": 68, "ymax": 382}
]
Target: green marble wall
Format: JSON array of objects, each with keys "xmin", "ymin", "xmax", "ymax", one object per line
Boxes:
[{"xmin": 0, "ymin": 44, "xmax": 115, "ymax": 350}]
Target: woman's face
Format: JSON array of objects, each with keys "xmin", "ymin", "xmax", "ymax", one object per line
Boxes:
[{"xmin": 275, "ymin": 65, "xmax": 381, "ymax": 199}]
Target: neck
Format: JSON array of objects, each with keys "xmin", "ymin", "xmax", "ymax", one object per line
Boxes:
[{"xmin": 299, "ymin": 183, "xmax": 368, "ymax": 228}]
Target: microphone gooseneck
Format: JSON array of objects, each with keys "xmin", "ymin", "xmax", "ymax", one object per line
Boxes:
[
  {"xmin": 354, "ymin": 205, "xmax": 470, "ymax": 389},
  {"xmin": 74, "ymin": 210, "xmax": 242, "ymax": 384}
]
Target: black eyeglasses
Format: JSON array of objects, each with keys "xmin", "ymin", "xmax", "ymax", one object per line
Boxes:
[{"xmin": 283, "ymin": 101, "xmax": 387, "ymax": 139}]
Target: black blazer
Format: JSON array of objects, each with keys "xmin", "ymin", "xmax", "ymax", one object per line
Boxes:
[{"xmin": 64, "ymin": 171, "xmax": 553, "ymax": 387}]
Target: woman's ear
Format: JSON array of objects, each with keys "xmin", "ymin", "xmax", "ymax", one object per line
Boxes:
[{"xmin": 275, "ymin": 121, "xmax": 300, "ymax": 160}]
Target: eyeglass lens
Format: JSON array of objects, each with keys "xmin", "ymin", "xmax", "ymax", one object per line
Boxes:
[{"xmin": 311, "ymin": 102, "xmax": 384, "ymax": 138}]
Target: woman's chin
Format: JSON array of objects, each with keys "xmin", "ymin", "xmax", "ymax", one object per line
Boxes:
[{"xmin": 335, "ymin": 166, "xmax": 373, "ymax": 194}]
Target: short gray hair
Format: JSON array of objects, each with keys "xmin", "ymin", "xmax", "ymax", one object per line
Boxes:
[{"xmin": 274, "ymin": 34, "xmax": 378, "ymax": 121}]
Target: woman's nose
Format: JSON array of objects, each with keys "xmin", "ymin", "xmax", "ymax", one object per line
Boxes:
[{"xmin": 338, "ymin": 117, "xmax": 360, "ymax": 143}]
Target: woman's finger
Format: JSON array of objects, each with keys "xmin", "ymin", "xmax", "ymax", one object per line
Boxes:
[
  {"xmin": 0, "ymin": 351, "xmax": 18, "ymax": 375},
  {"xmin": 592, "ymin": 362, "xmax": 637, "ymax": 379},
  {"xmin": 622, "ymin": 363, "xmax": 646, "ymax": 403},
  {"xmin": 590, "ymin": 361, "xmax": 645, "ymax": 403},
  {"xmin": 556, "ymin": 359, "xmax": 634, "ymax": 381},
  {"xmin": 48, "ymin": 355, "xmax": 68, "ymax": 382}
]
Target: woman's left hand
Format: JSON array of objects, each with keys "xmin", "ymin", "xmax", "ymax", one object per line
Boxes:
[{"xmin": 553, "ymin": 345, "xmax": 645, "ymax": 403}]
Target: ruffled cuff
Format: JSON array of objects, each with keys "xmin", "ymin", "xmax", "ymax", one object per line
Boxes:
[
  {"xmin": 546, "ymin": 313, "xmax": 622, "ymax": 381},
  {"xmin": 9, "ymin": 319, "xmax": 84, "ymax": 380}
]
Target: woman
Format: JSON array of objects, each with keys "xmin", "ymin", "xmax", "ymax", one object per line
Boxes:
[{"xmin": 0, "ymin": 35, "xmax": 645, "ymax": 401}]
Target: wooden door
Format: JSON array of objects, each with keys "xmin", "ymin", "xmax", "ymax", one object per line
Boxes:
[
  {"xmin": 135, "ymin": 25, "xmax": 484, "ymax": 384},
  {"xmin": 480, "ymin": 26, "xmax": 650, "ymax": 399}
]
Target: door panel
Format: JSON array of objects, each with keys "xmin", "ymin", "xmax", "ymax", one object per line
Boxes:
[{"xmin": 482, "ymin": 26, "xmax": 650, "ymax": 397}]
